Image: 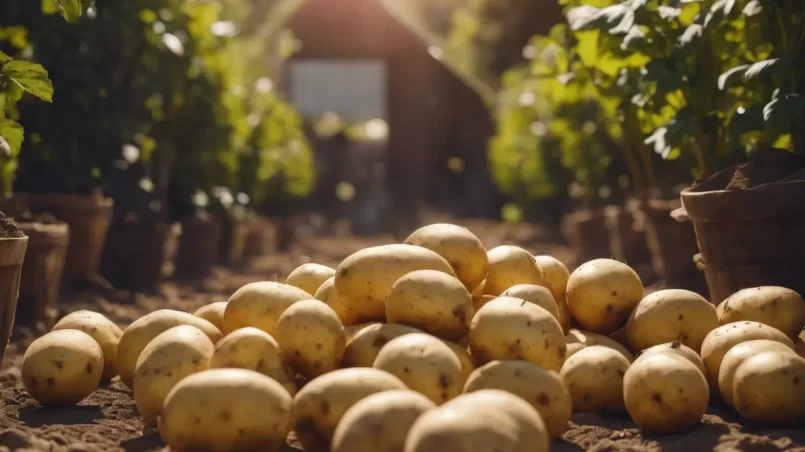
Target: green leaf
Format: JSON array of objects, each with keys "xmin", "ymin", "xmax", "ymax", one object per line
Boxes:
[
  {"xmin": 567, "ymin": 4, "xmax": 635, "ymax": 35},
  {"xmin": 658, "ymin": 6, "xmax": 682, "ymax": 21},
  {"xmin": 41, "ymin": 0, "xmax": 59, "ymax": 14},
  {"xmin": 718, "ymin": 64, "xmax": 750, "ymax": 90},
  {"xmin": 677, "ymin": 25, "xmax": 702, "ymax": 52},
  {"xmin": 1, "ymin": 60, "xmax": 54, "ymax": 102},
  {"xmin": 743, "ymin": 57, "xmax": 791, "ymax": 81},
  {"xmin": 0, "ymin": 119, "xmax": 23, "ymax": 157},
  {"xmin": 704, "ymin": 0, "xmax": 736, "ymax": 27},
  {"xmin": 742, "ymin": 0, "xmax": 762, "ymax": 17},
  {"xmin": 57, "ymin": 0, "xmax": 83, "ymax": 23},
  {"xmin": 0, "ymin": 52, "xmax": 10, "ymax": 66},
  {"xmin": 644, "ymin": 107, "xmax": 693, "ymax": 159},
  {"xmin": 763, "ymin": 91, "xmax": 805, "ymax": 131}
]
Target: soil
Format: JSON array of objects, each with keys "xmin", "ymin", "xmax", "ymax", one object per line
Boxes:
[
  {"xmin": 692, "ymin": 147, "xmax": 805, "ymax": 192},
  {"xmin": 0, "ymin": 212, "xmax": 24, "ymax": 239},
  {"xmin": 1, "ymin": 219, "xmax": 803, "ymax": 451}
]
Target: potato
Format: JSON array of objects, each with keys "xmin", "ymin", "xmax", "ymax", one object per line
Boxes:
[
  {"xmin": 404, "ymin": 223, "xmax": 489, "ymax": 291},
  {"xmin": 501, "ymin": 284, "xmax": 560, "ymax": 325},
  {"xmin": 732, "ymin": 351, "xmax": 805, "ymax": 425},
  {"xmin": 208, "ymin": 327, "xmax": 297, "ymax": 396},
  {"xmin": 471, "ymin": 278, "xmax": 486, "ymax": 302},
  {"xmin": 442, "ymin": 339, "xmax": 475, "ymax": 385},
  {"xmin": 314, "ymin": 277, "xmax": 360, "ymax": 326},
  {"xmin": 275, "ymin": 300, "xmax": 345, "ymax": 378},
  {"xmin": 798, "ymin": 330, "xmax": 805, "ymax": 358},
  {"xmin": 559, "ymin": 345, "xmax": 629, "ymax": 413},
  {"xmin": 473, "ymin": 294, "xmax": 497, "ymax": 313},
  {"xmin": 700, "ymin": 321, "xmax": 795, "ymax": 387},
  {"xmin": 624, "ymin": 353, "xmax": 709, "ymax": 433},
  {"xmin": 717, "ymin": 286, "xmax": 805, "ymax": 340},
  {"xmin": 193, "ymin": 302, "xmax": 227, "ymax": 332},
  {"xmin": 565, "ymin": 329, "xmax": 634, "ymax": 362},
  {"xmin": 463, "ymin": 360, "xmax": 571, "ymax": 439},
  {"xmin": 566, "ymin": 259, "xmax": 644, "ymax": 334},
  {"xmin": 22, "ymin": 329, "xmax": 104, "ymax": 406},
  {"xmin": 373, "ymin": 333, "xmax": 463, "ymax": 404},
  {"xmin": 385, "ymin": 270, "xmax": 473, "ymax": 341},
  {"xmin": 133, "ymin": 325, "xmax": 214, "ymax": 424},
  {"xmin": 404, "ymin": 389, "xmax": 550, "ymax": 452},
  {"xmin": 634, "ymin": 341, "xmax": 705, "ymax": 377},
  {"xmin": 292, "ymin": 368, "xmax": 407, "ymax": 450},
  {"xmin": 332, "ymin": 390, "xmax": 436, "ymax": 452},
  {"xmin": 344, "ymin": 322, "xmax": 379, "ymax": 343},
  {"xmin": 286, "ymin": 263, "xmax": 336, "ymax": 295},
  {"xmin": 534, "ymin": 255, "xmax": 571, "ymax": 333},
  {"xmin": 718, "ymin": 339, "xmax": 798, "ymax": 407},
  {"xmin": 626, "ymin": 289, "xmax": 718, "ymax": 353},
  {"xmin": 335, "ymin": 244, "xmax": 456, "ymax": 322},
  {"xmin": 223, "ymin": 281, "xmax": 312, "ymax": 337},
  {"xmin": 159, "ymin": 369, "xmax": 293, "ymax": 452},
  {"xmin": 117, "ymin": 309, "xmax": 222, "ymax": 389},
  {"xmin": 483, "ymin": 245, "xmax": 544, "ymax": 296},
  {"xmin": 51, "ymin": 310, "xmax": 122, "ymax": 383},
  {"xmin": 468, "ymin": 296, "xmax": 566, "ymax": 371},
  {"xmin": 342, "ymin": 323, "xmax": 422, "ymax": 367}
]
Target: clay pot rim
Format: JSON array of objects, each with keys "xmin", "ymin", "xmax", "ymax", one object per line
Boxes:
[{"xmin": 680, "ymin": 180, "xmax": 805, "ymax": 223}]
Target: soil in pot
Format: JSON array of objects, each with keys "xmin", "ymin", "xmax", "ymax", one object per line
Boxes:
[
  {"xmin": 174, "ymin": 214, "xmax": 221, "ymax": 279},
  {"xmin": 0, "ymin": 212, "xmax": 28, "ymax": 367},
  {"xmin": 604, "ymin": 204, "xmax": 656, "ymax": 284},
  {"xmin": 17, "ymin": 215, "xmax": 69, "ymax": 328},
  {"xmin": 560, "ymin": 209, "xmax": 611, "ymax": 268},
  {"xmin": 681, "ymin": 148, "xmax": 805, "ymax": 303},
  {"xmin": 101, "ymin": 216, "xmax": 181, "ymax": 290}
]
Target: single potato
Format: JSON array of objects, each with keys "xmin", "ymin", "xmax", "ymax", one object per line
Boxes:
[
  {"xmin": 275, "ymin": 300, "xmax": 345, "ymax": 378},
  {"xmin": 22, "ymin": 329, "xmax": 104, "ymax": 406},
  {"xmin": 442, "ymin": 339, "xmax": 475, "ymax": 385},
  {"xmin": 133, "ymin": 325, "xmax": 214, "ymax": 424},
  {"xmin": 385, "ymin": 270, "xmax": 473, "ymax": 341},
  {"xmin": 51, "ymin": 311, "xmax": 122, "ymax": 383},
  {"xmin": 332, "ymin": 390, "xmax": 436, "ymax": 452},
  {"xmin": 193, "ymin": 302, "xmax": 227, "ymax": 332},
  {"xmin": 314, "ymin": 277, "xmax": 360, "ymax": 326},
  {"xmin": 344, "ymin": 322, "xmax": 380, "ymax": 343},
  {"xmin": 483, "ymin": 245, "xmax": 544, "ymax": 296},
  {"xmin": 732, "ymin": 351, "xmax": 805, "ymax": 425},
  {"xmin": 797, "ymin": 330, "xmax": 805, "ymax": 358},
  {"xmin": 223, "ymin": 281, "xmax": 312, "ymax": 337},
  {"xmin": 700, "ymin": 321, "xmax": 795, "ymax": 387},
  {"xmin": 566, "ymin": 259, "xmax": 644, "ymax": 334},
  {"xmin": 565, "ymin": 329, "xmax": 634, "ymax": 362},
  {"xmin": 624, "ymin": 353, "xmax": 709, "ymax": 433},
  {"xmin": 717, "ymin": 286, "xmax": 805, "ymax": 339},
  {"xmin": 292, "ymin": 368, "xmax": 407, "ymax": 451},
  {"xmin": 473, "ymin": 294, "xmax": 497, "ymax": 313},
  {"xmin": 471, "ymin": 279, "xmax": 486, "ymax": 303},
  {"xmin": 559, "ymin": 345, "xmax": 630, "ymax": 413},
  {"xmin": 404, "ymin": 389, "xmax": 551, "ymax": 452},
  {"xmin": 626, "ymin": 289, "xmax": 718, "ymax": 353},
  {"xmin": 534, "ymin": 255, "xmax": 572, "ymax": 332},
  {"xmin": 342, "ymin": 323, "xmax": 422, "ymax": 367},
  {"xmin": 373, "ymin": 333, "xmax": 463, "ymax": 404},
  {"xmin": 501, "ymin": 284, "xmax": 560, "ymax": 325},
  {"xmin": 634, "ymin": 341, "xmax": 706, "ymax": 377},
  {"xmin": 117, "ymin": 309, "xmax": 222, "ymax": 389},
  {"xmin": 404, "ymin": 223, "xmax": 489, "ymax": 291},
  {"xmin": 463, "ymin": 360, "xmax": 572, "ymax": 439},
  {"xmin": 208, "ymin": 327, "xmax": 297, "ymax": 396},
  {"xmin": 718, "ymin": 339, "xmax": 799, "ymax": 407},
  {"xmin": 468, "ymin": 296, "xmax": 566, "ymax": 371},
  {"xmin": 286, "ymin": 263, "xmax": 336, "ymax": 295},
  {"xmin": 159, "ymin": 369, "xmax": 293, "ymax": 452}
]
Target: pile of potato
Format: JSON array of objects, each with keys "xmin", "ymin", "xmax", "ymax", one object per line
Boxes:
[{"xmin": 20, "ymin": 223, "xmax": 805, "ymax": 451}]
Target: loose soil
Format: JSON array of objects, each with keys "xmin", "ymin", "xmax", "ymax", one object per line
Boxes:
[
  {"xmin": 0, "ymin": 212, "xmax": 24, "ymax": 239},
  {"xmin": 692, "ymin": 147, "xmax": 805, "ymax": 192},
  {"xmin": 1, "ymin": 220, "xmax": 803, "ymax": 451}
]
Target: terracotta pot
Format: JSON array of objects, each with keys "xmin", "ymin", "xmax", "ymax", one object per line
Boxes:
[
  {"xmin": 242, "ymin": 219, "xmax": 275, "ymax": 261},
  {"xmin": 604, "ymin": 204, "xmax": 656, "ymax": 284},
  {"xmin": 217, "ymin": 216, "xmax": 253, "ymax": 265},
  {"xmin": 101, "ymin": 218, "xmax": 181, "ymax": 290},
  {"xmin": 17, "ymin": 222, "xmax": 69, "ymax": 328},
  {"xmin": 174, "ymin": 216, "xmax": 221, "ymax": 279},
  {"xmin": 0, "ymin": 236, "xmax": 28, "ymax": 367},
  {"xmin": 560, "ymin": 209, "xmax": 611, "ymax": 267},
  {"xmin": 680, "ymin": 180, "xmax": 805, "ymax": 303},
  {"xmin": 25, "ymin": 193, "xmax": 113, "ymax": 282}
]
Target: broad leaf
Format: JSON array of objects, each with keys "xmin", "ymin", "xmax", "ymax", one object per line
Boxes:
[
  {"xmin": 658, "ymin": 6, "xmax": 682, "ymax": 21},
  {"xmin": 742, "ymin": 0, "xmax": 762, "ymax": 17},
  {"xmin": 0, "ymin": 119, "xmax": 23, "ymax": 157},
  {"xmin": 763, "ymin": 92, "xmax": 805, "ymax": 131},
  {"xmin": 0, "ymin": 60, "xmax": 54, "ymax": 102},
  {"xmin": 744, "ymin": 58, "xmax": 791, "ymax": 81},
  {"xmin": 718, "ymin": 64, "xmax": 750, "ymax": 90},
  {"xmin": 704, "ymin": 0, "xmax": 736, "ymax": 27},
  {"xmin": 677, "ymin": 25, "xmax": 702, "ymax": 52},
  {"xmin": 645, "ymin": 107, "xmax": 693, "ymax": 159},
  {"xmin": 568, "ymin": 4, "xmax": 635, "ymax": 35},
  {"xmin": 57, "ymin": 0, "xmax": 83, "ymax": 23}
]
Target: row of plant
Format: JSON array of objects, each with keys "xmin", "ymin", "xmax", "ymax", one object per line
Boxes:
[{"xmin": 490, "ymin": 0, "xmax": 805, "ymax": 301}]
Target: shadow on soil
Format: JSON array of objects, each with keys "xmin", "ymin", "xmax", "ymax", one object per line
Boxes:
[{"xmin": 18, "ymin": 405, "xmax": 103, "ymax": 427}]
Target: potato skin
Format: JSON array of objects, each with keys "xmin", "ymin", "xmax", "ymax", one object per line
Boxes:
[
  {"xmin": 314, "ymin": 277, "xmax": 361, "ymax": 326},
  {"xmin": 626, "ymin": 289, "xmax": 718, "ymax": 353},
  {"xmin": 159, "ymin": 369, "xmax": 293, "ymax": 452},
  {"xmin": 373, "ymin": 333, "xmax": 463, "ymax": 404},
  {"xmin": 468, "ymin": 296, "xmax": 566, "ymax": 371},
  {"xmin": 463, "ymin": 360, "xmax": 572, "ymax": 439},
  {"xmin": 331, "ymin": 390, "xmax": 436, "ymax": 452},
  {"xmin": 565, "ymin": 329, "xmax": 634, "ymax": 362},
  {"xmin": 133, "ymin": 325, "xmax": 214, "ymax": 424},
  {"xmin": 51, "ymin": 311, "xmax": 122, "ymax": 383},
  {"xmin": 501, "ymin": 284, "xmax": 560, "ymax": 325},
  {"xmin": 473, "ymin": 294, "xmax": 497, "ymax": 313},
  {"xmin": 534, "ymin": 255, "xmax": 572, "ymax": 333},
  {"xmin": 718, "ymin": 286, "xmax": 805, "ymax": 339},
  {"xmin": 276, "ymin": 300, "xmax": 345, "ymax": 378},
  {"xmin": 700, "ymin": 321, "xmax": 795, "ymax": 387},
  {"xmin": 718, "ymin": 339, "xmax": 798, "ymax": 407},
  {"xmin": 286, "ymin": 263, "xmax": 336, "ymax": 296},
  {"xmin": 483, "ymin": 245, "xmax": 544, "ymax": 296},
  {"xmin": 292, "ymin": 368, "xmax": 407, "ymax": 451},
  {"xmin": 797, "ymin": 331, "xmax": 805, "ymax": 358},
  {"xmin": 342, "ymin": 323, "xmax": 422, "ymax": 367},
  {"xmin": 404, "ymin": 223, "xmax": 489, "ymax": 291},
  {"xmin": 559, "ymin": 345, "xmax": 629, "ymax": 413},
  {"xmin": 334, "ymin": 245, "xmax": 456, "ymax": 322},
  {"xmin": 208, "ymin": 327, "xmax": 297, "ymax": 396},
  {"xmin": 117, "ymin": 309, "xmax": 222, "ymax": 389},
  {"xmin": 442, "ymin": 339, "xmax": 475, "ymax": 385},
  {"xmin": 193, "ymin": 302, "xmax": 227, "ymax": 332},
  {"xmin": 624, "ymin": 353, "xmax": 709, "ymax": 433},
  {"xmin": 385, "ymin": 270, "xmax": 473, "ymax": 341},
  {"xmin": 732, "ymin": 351, "xmax": 805, "ymax": 425},
  {"xmin": 22, "ymin": 329, "xmax": 104, "ymax": 406},
  {"xmin": 223, "ymin": 282, "xmax": 312, "ymax": 337},
  {"xmin": 634, "ymin": 341, "xmax": 705, "ymax": 377},
  {"xmin": 566, "ymin": 259, "xmax": 644, "ymax": 334}
]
